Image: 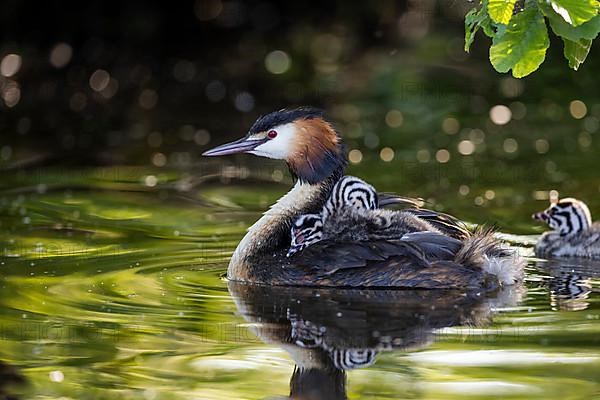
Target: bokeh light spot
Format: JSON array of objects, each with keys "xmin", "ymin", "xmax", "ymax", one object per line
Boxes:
[
  {"xmin": 490, "ymin": 105, "xmax": 512, "ymax": 125},
  {"xmin": 49, "ymin": 370, "xmax": 64, "ymax": 383},
  {"xmin": 379, "ymin": 147, "xmax": 394, "ymax": 162},
  {"xmin": 2, "ymin": 81, "xmax": 21, "ymax": 107},
  {"xmin": 49, "ymin": 43, "xmax": 73, "ymax": 68},
  {"xmin": 457, "ymin": 140, "xmax": 475, "ymax": 155},
  {"xmin": 89, "ymin": 69, "xmax": 110, "ymax": 92},
  {"xmin": 385, "ymin": 110, "xmax": 403, "ymax": 128},
  {"xmin": 569, "ymin": 100, "xmax": 587, "ymax": 119},
  {"xmin": 578, "ymin": 132, "xmax": 592, "ymax": 148},
  {"xmin": 503, "ymin": 138, "xmax": 518, "ymax": 153},
  {"xmin": 1, "ymin": 145, "xmax": 12, "ymax": 161},
  {"xmin": 144, "ymin": 175, "xmax": 158, "ymax": 187},
  {"xmin": 272, "ymin": 170, "xmax": 284, "ymax": 182},
  {"xmin": 139, "ymin": 89, "xmax": 158, "ymax": 109},
  {"xmin": 442, "ymin": 117, "xmax": 459, "ymax": 134},
  {"xmin": 265, "ymin": 50, "xmax": 291, "ymax": 74},
  {"xmin": 469, "ymin": 129, "xmax": 486, "ymax": 144},
  {"xmin": 0, "ymin": 54, "xmax": 22, "ymax": 77},
  {"xmin": 152, "ymin": 153, "xmax": 167, "ymax": 167},
  {"xmin": 234, "ymin": 92, "xmax": 254, "ymax": 112},
  {"xmin": 583, "ymin": 116, "xmax": 599, "ymax": 133},
  {"xmin": 416, "ymin": 149, "xmax": 430, "ymax": 163},
  {"xmin": 348, "ymin": 149, "xmax": 363, "ymax": 164},
  {"xmin": 206, "ymin": 80, "xmax": 226, "ymax": 102},
  {"xmin": 100, "ymin": 78, "xmax": 119, "ymax": 99},
  {"xmin": 435, "ymin": 149, "xmax": 450, "ymax": 163},
  {"xmin": 194, "ymin": 130, "xmax": 211, "ymax": 145},
  {"xmin": 534, "ymin": 139, "xmax": 549, "ymax": 154}
]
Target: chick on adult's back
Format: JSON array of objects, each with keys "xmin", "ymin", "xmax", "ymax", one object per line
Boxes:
[{"xmin": 287, "ymin": 176, "xmax": 435, "ymax": 256}]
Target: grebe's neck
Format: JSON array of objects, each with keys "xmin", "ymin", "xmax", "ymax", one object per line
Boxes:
[{"xmin": 228, "ymin": 171, "xmax": 341, "ymax": 280}]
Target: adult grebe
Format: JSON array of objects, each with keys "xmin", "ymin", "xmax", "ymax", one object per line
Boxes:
[
  {"xmin": 533, "ymin": 197, "xmax": 600, "ymax": 259},
  {"xmin": 203, "ymin": 107, "xmax": 523, "ymax": 289}
]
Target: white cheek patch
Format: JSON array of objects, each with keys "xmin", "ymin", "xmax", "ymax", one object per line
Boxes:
[{"xmin": 248, "ymin": 123, "xmax": 296, "ymax": 160}]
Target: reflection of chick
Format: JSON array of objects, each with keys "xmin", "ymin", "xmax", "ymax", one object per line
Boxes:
[
  {"xmin": 533, "ymin": 198, "xmax": 600, "ymax": 259},
  {"xmin": 549, "ymin": 272, "xmax": 591, "ymax": 312}
]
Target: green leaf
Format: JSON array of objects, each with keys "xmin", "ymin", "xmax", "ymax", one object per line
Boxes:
[
  {"xmin": 465, "ymin": 5, "xmax": 490, "ymax": 52},
  {"xmin": 488, "ymin": 0, "xmax": 517, "ymax": 24},
  {"xmin": 465, "ymin": 8, "xmax": 481, "ymax": 52},
  {"xmin": 546, "ymin": 0, "xmax": 599, "ymax": 27},
  {"xmin": 562, "ymin": 38, "xmax": 592, "ymax": 70},
  {"xmin": 489, "ymin": 6, "xmax": 550, "ymax": 77},
  {"xmin": 465, "ymin": 0, "xmax": 507, "ymax": 52},
  {"xmin": 542, "ymin": 4, "xmax": 600, "ymax": 41},
  {"xmin": 492, "ymin": 23, "xmax": 507, "ymax": 38}
]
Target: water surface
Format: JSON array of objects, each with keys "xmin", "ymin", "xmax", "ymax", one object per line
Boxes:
[{"xmin": 1, "ymin": 166, "xmax": 599, "ymax": 399}]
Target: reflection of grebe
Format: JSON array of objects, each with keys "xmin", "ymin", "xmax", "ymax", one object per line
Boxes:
[
  {"xmin": 533, "ymin": 197, "xmax": 600, "ymax": 259},
  {"xmin": 535, "ymin": 259, "xmax": 598, "ymax": 312},
  {"xmin": 204, "ymin": 107, "xmax": 523, "ymax": 289},
  {"xmin": 228, "ymin": 281, "xmax": 524, "ymax": 399},
  {"xmin": 549, "ymin": 273, "xmax": 591, "ymax": 312}
]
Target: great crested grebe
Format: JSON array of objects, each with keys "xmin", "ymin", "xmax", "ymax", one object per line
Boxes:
[
  {"xmin": 533, "ymin": 197, "xmax": 600, "ymax": 259},
  {"xmin": 203, "ymin": 107, "xmax": 523, "ymax": 289}
]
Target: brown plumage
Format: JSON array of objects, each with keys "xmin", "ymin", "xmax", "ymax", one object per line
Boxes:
[{"xmin": 288, "ymin": 117, "xmax": 347, "ymax": 184}]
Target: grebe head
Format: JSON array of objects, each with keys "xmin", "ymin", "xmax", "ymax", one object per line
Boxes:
[
  {"xmin": 202, "ymin": 107, "xmax": 347, "ymax": 183},
  {"xmin": 532, "ymin": 197, "xmax": 592, "ymax": 236},
  {"xmin": 287, "ymin": 213, "xmax": 323, "ymax": 257}
]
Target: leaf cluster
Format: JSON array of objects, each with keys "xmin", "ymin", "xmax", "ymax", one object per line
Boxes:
[{"xmin": 465, "ymin": 0, "xmax": 599, "ymax": 77}]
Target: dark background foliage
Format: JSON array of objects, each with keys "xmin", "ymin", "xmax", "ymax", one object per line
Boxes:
[{"xmin": 1, "ymin": 0, "xmax": 599, "ymax": 227}]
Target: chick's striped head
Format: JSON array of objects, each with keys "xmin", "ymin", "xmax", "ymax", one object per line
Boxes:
[
  {"xmin": 287, "ymin": 214, "xmax": 324, "ymax": 257},
  {"xmin": 322, "ymin": 176, "xmax": 378, "ymax": 219},
  {"xmin": 533, "ymin": 197, "xmax": 592, "ymax": 236}
]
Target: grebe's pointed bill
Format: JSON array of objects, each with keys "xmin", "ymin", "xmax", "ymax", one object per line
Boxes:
[{"xmin": 202, "ymin": 136, "xmax": 267, "ymax": 156}]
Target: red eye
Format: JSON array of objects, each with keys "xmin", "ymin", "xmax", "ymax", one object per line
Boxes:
[{"xmin": 267, "ymin": 130, "xmax": 278, "ymax": 139}]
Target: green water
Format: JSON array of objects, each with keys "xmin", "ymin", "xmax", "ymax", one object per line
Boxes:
[{"xmin": 1, "ymin": 165, "xmax": 600, "ymax": 399}]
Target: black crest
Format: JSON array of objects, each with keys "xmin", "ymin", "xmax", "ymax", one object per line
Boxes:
[{"xmin": 248, "ymin": 107, "xmax": 325, "ymax": 134}]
